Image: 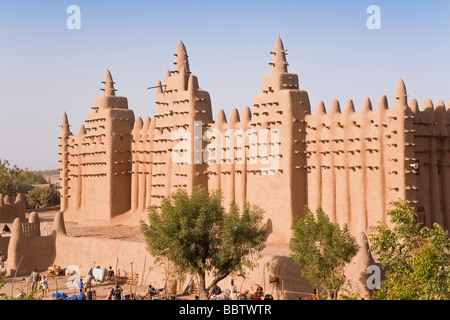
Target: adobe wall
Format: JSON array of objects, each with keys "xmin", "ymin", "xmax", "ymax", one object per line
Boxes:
[
  {"xmin": 0, "ymin": 237, "xmax": 9, "ymax": 259},
  {"xmin": 0, "ymin": 194, "xmax": 26, "ymax": 223},
  {"xmin": 6, "ymin": 211, "xmax": 66, "ymax": 277},
  {"xmin": 59, "ymin": 37, "xmax": 450, "ymax": 257},
  {"xmin": 411, "ymin": 99, "xmax": 450, "ymax": 229},
  {"xmin": 52, "ymin": 234, "xmax": 320, "ymax": 299}
]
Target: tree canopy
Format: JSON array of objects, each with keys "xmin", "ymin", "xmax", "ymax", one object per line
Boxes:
[
  {"xmin": 290, "ymin": 206, "xmax": 360, "ymax": 299},
  {"xmin": 140, "ymin": 186, "xmax": 267, "ymax": 299},
  {"xmin": 0, "ymin": 159, "xmax": 49, "ymax": 197},
  {"xmin": 0, "ymin": 159, "xmax": 23, "ymax": 197},
  {"xmin": 368, "ymin": 201, "xmax": 450, "ymax": 300}
]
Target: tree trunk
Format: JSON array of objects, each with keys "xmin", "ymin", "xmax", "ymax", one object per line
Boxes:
[{"xmin": 198, "ymin": 272, "xmax": 209, "ymax": 300}]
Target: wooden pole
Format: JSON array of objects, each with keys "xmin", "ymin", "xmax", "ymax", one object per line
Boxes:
[
  {"xmin": 11, "ymin": 256, "xmax": 24, "ymax": 298},
  {"xmin": 129, "ymin": 262, "xmax": 134, "ymax": 298},
  {"xmin": 140, "ymin": 256, "xmax": 146, "ymax": 286},
  {"xmin": 55, "ymin": 275, "xmax": 58, "ymax": 297}
]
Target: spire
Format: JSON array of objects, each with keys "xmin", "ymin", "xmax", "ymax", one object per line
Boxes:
[
  {"xmin": 133, "ymin": 116, "xmax": 144, "ymax": 132},
  {"xmin": 188, "ymin": 75, "xmax": 199, "ymax": 92},
  {"xmin": 78, "ymin": 125, "xmax": 86, "ymax": 136},
  {"xmin": 409, "ymin": 99, "xmax": 419, "ymax": 114},
  {"xmin": 344, "ymin": 100, "xmax": 356, "ymax": 114},
  {"xmin": 229, "ymin": 108, "xmax": 241, "ymax": 126},
  {"xmin": 15, "ymin": 193, "xmax": 24, "ymax": 204},
  {"xmin": 360, "ymin": 98, "xmax": 373, "ymax": 113},
  {"xmin": 174, "ymin": 40, "xmax": 190, "ymax": 76},
  {"xmin": 102, "ymin": 69, "xmax": 116, "ymax": 96},
  {"xmin": 52, "ymin": 211, "xmax": 67, "ymax": 236},
  {"xmin": 215, "ymin": 109, "xmax": 227, "ymax": 127},
  {"xmin": 394, "ymin": 78, "xmax": 408, "ymax": 109},
  {"xmin": 420, "ymin": 99, "xmax": 434, "ymax": 112},
  {"xmin": 62, "ymin": 112, "xmax": 69, "ymax": 127},
  {"xmin": 241, "ymin": 106, "xmax": 252, "ymax": 124},
  {"xmin": 314, "ymin": 101, "xmax": 327, "ymax": 115},
  {"xmin": 329, "ymin": 99, "xmax": 341, "ymax": 114},
  {"xmin": 376, "ymin": 95, "xmax": 389, "ymax": 112},
  {"xmin": 143, "ymin": 117, "xmax": 151, "ymax": 131},
  {"xmin": 270, "ymin": 36, "xmax": 288, "ymax": 73},
  {"xmin": 61, "ymin": 112, "xmax": 71, "ymax": 136}
]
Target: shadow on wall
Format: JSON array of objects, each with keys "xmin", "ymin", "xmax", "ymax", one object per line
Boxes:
[
  {"xmin": 6, "ymin": 211, "xmax": 66, "ymax": 277},
  {"xmin": 0, "ymin": 236, "xmax": 10, "ymax": 260},
  {"xmin": 265, "ymin": 255, "xmax": 315, "ymax": 300},
  {"xmin": 265, "ymin": 219, "xmax": 273, "ymax": 241},
  {"xmin": 355, "ymin": 233, "xmax": 385, "ymax": 297}
]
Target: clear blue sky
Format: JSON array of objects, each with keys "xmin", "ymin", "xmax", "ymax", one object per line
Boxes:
[{"xmin": 0, "ymin": 0, "xmax": 449, "ymax": 170}]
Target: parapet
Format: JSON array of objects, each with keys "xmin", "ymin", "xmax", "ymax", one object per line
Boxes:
[
  {"xmin": 0, "ymin": 193, "xmax": 26, "ymax": 223},
  {"xmin": 6, "ymin": 211, "xmax": 67, "ymax": 276}
]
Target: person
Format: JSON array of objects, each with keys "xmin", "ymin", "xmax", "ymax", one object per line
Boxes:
[
  {"xmin": 146, "ymin": 284, "xmax": 157, "ymax": 298},
  {"xmin": 30, "ymin": 269, "xmax": 39, "ymax": 292},
  {"xmin": 40, "ymin": 275, "xmax": 49, "ymax": 297},
  {"xmin": 310, "ymin": 289, "xmax": 318, "ymax": 300},
  {"xmin": 1, "ymin": 225, "xmax": 10, "ymax": 235},
  {"xmin": 112, "ymin": 285, "xmax": 122, "ymax": 300},
  {"xmin": 238, "ymin": 293, "xmax": 248, "ymax": 300},
  {"xmin": 84, "ymin": 268, "xmax": 94, "ymax": 290},
  {"xmin": 212, "ymin": 285, "xmax": 221, "ymax": 295},
  {"xmin": 106, "ymin": 288, "xmax": 114, "ymax": 300},
  {"xmin": 78, "ymin": 279, "xmax": 84, "ymax": 294},
  {"xmin": 106, "ymin": 266, "xmax": 114, "ymax": 280},
  {"xmin": 0, "ymin": 252, "xmax": 4, "ymax": 276}
]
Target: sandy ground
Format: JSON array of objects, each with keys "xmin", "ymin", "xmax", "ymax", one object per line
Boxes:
[{"xmin": 0, "ymin": 208, "xmax": 195, "ymax": 300}]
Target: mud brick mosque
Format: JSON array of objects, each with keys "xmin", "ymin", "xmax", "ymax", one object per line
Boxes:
[{"xmin": 59, "ymin": 37, "xmax": 450, "ymax": 246}]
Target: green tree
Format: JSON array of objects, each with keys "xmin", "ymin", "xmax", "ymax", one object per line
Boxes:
[
  {"xmin": 290, "ymin": 207, "xmax": 360, "ymax": 300},
  {"xmin": 27, "ymin": 187, "xmax": 60, "ymax": 209},
  {"xmin": 140, "ymin": 186, "xmax": 267, "ymax": 300},
  {"xmin": 19, "ymin": 170, "xmax": 48, "ymax": 185},
  {"xmin": 367, "ymin": 201, "xmax": 450, "ymax": 300},
  {"xmin": 0, "ymin": 159, "xmax": 23, "ymax": 197}
]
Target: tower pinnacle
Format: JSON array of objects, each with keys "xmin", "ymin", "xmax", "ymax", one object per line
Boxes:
[
  {"xmin": 102, "ymin": 69, "xmax": 116, "ymax": 96},
  {"xmin": 61, "ymin": 112, "xmax": 71, "ymax": 136},
  {"xmin": 174, "ymin": 40, "xmax": 190, "ymax": 76},
  {"xmin": 270, "ymin": 36, "xmax": 288, "ymax": 73},
  {"xmin": 394, "ymin": 78, "xmax": 408, "ymax": 109}
]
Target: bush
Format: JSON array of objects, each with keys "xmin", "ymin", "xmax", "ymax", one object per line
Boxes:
[{"xmin": 27, "ymin": 187, "xmax": 60, "ymax": 209}]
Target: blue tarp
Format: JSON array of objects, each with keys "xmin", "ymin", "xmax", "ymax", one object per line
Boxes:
[
  {"xmin": 65, "ymin": 293, "xmax": 86, "ymax": 300},
  {"xmin": 52, "ymin": 292, "xmax": 68, "ymax": 299}
]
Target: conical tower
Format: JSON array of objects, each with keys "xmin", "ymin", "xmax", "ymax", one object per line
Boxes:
[
  {"xmin": 59, "ymin": 112, "xmax": 72, "ymax": 212},
  {"xmin": 62, "ymin": 70, "xmax": 135, "ymax": 223},
  {"xmin": 149, "ymin": 40, "xmax": 213, "ymax": 207},
  {"xmin": 248, "ymin": 36, "xmax": 311, "ymax": 244}
]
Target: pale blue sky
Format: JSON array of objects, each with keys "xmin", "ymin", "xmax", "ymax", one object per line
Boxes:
[{"xmin": 0, "ymin": 0, "xmax": 449, "ymax": 170}]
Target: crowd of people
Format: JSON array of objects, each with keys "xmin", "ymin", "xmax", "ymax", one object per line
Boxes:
[{"xmin": 207, "ymin": 284, "xmax": 273, "ymax": 300}]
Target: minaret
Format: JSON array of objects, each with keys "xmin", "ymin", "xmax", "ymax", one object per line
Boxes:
[
  {"xmin": 249, "ymin": 36, "xmax": 311, "ymax": 244},
  {"xmin": 385, "ymin": 78, "xmax": 415, "ymax": 221},
  {"xmin": 71, "ymin": 69, "xmax": 135, "ymax": 223},
  {"xmin": 151, "ymin": 40, "xmax": 213, "ymax": 207},
  {"xmin": 59, "ymin": 112, "xmax": 72, "ymax": 212}
]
